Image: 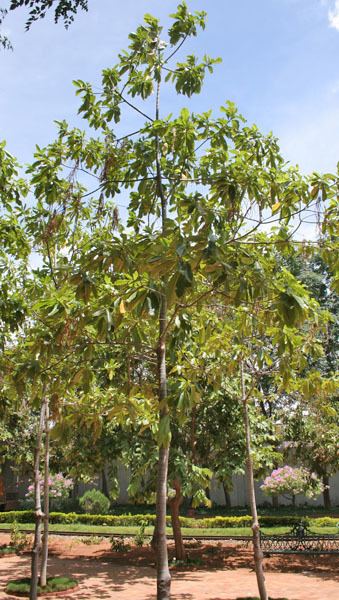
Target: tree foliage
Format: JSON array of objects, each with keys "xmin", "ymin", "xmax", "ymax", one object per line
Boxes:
[{"xmin": 9, "ymin": 0, "xmax": 88, "ymax": 29}]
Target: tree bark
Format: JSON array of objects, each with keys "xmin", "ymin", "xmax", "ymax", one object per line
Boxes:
[
  {"xmin": 222, "ymin": 482, "xmax": 232, "ymax": 508},
  {"xmin": 29, "ymin": 391, "xmax": 46, "ymax": 600},
  {"xmin": 241, "ymin": 362, "xmax": 268, "ymax": 600},
  {"xmin": 322, "ymin": 474, "xmax": 331, "ymax": 509},
  {"xmin": 154, "ymin": 57, "xmax": 171, "ymax": 600},
  {"xmin": 101, "ymin": 467, "xmax": 110, "ymax": 499},
  {"xmin": 151, "ymin": 519, "xmax": 158, "ymax": 552},
  {"xmin": 40, "ymin": 395, "xmax": 50, "ymax": 588},
  {"xmin": 155, "ymin": 442, "xmax": 171, "ymax": 599},
  {"xmin": 169, "ymin": 479, "xmax": 186, "ymax": 561},
  {"xmin": 272, "ymin": 494, "xmax": 279, "ymax": 509},
  {"xmin": 155, "ymin": 306, "xmax": 171, "ymax": 600}
]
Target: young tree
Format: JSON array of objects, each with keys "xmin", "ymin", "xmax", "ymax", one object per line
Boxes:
[{"xmin": 20, "ymin": 5, "xmax": 337, "ymax": 599}]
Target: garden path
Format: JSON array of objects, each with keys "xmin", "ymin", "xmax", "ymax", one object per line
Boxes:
[{"xmin": 0, "ymin": 535, "xmax": 338, "ymax": 600}]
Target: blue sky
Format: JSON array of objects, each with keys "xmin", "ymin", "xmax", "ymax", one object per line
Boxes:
[{"xmin": 1, "ymin": 0, "xmax": 339, "ymax": 175}]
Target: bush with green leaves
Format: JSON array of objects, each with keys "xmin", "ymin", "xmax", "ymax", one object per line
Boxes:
[
  {"xmin": 0, "ymin": 510, "xmax": 338, "ymax": 529},
  {"xmin": 134, "ymin": 520, "xmax": 149, "ymax": 547},
  {"xmin": 79, "ymin": 489, "xmax": 110, "ymax": 514},
  {"xmin": 9, "ymin": 520, "xmax": 29, "ymax": 552}
]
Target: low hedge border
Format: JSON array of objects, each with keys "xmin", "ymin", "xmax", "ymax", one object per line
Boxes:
[{"xmin": 0, "ymin": 511, "xmax": 338, "ymax": 529}]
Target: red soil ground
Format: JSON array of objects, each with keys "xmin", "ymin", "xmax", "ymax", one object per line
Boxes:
[{"xmin": 0, "ymin": 533, "xmax": 338, "ymax": 599}]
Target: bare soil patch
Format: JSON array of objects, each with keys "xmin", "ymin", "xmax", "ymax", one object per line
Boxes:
[{"xmin": 0, "ymin": 533, "xmax": 338, "ymax": 600}]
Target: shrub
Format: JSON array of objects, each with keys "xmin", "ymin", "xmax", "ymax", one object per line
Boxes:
[
  {"xmin": 0, "ymin": 510, "xmax": 338, "ymax": 529},
  {"xmin": 110, "ymin": 536, "xmax": 131, "ymax": 552},
  {"xmin": 79, "ymin": 489, "xmax": 110, "ymax": 515},
  {"xmin": 9, "ymin": 521, "xmax": 29, "ymax": 552},
  {"xmin": 134, "ymin": 520, "xmax": 149, "ymax": 547},
  {"xmin": 80, "ymin": 535, "xmax": 104, "ymax": 545},
  {"xmin": 309, "ymin": 516, "xmax": 339, "ymax": 528}
]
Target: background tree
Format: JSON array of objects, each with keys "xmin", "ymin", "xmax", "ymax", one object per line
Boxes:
[
  {"xmin": 283, "ymin": 403, "xmax": 339, "ymax": 508},
  {"xmin": 1, "ymin": 0, "xmax": 88, "ymax": 41}
]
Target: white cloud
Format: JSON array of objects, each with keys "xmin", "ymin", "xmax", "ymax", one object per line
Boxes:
[{"xmin": 326, "ymin": 0, "xmax": 339, "ymax": 30}]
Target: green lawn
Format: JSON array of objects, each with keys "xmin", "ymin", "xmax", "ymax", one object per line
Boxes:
[{"xmin": 0, "ymin": 523, "xmax": 337, "ymax": 537}]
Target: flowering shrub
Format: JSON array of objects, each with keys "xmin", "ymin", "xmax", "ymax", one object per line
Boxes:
[
  {"xmin": 26, "ymin": 473, "xmax": 73, "ymax": 500},
  {"xmin": 261, "ymin": 465, "xmax": 324, "ymax": 499}
]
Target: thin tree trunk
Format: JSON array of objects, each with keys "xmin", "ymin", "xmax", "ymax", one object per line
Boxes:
[
  {"xmin": 151, "ymin": 520, "xmax": 158, "ymax": 552},
  {"xmin": 154, "ymin": 54, "xmax": 171, "ymax": 600},
  {"xmin": 29, "ymin": 391, "xmax": 46, "ymax": 600},
  {"xmin": 222, "ymin": 482, "xmax": 232, "ymax": 508},
  {"xmin": 322, "ymin": 474, "xmax": 331, "ymax": 509},
  {"xmin": 40, "ymin": 395, "xmax": 50, "ymax": 588},
  {"xmin": 169, "ymin": 480, "xmax": 185, "ymax": 561},
  {"xmin": 155, "ymin": 443, "xmax": 170, "ymax": 598},
  {"xmin": 241, "ymin": 362, "xmax": 268, "ymax": 600},
  {"xmin": 72, "ymin": 480, "xmax": 79, "ymax": 501},
  {"xmin": 101, "ymin": 467, "xmax": 110, "ymax": 499},
  {"xmin": 272, "ymin": 494, "xmax": 279, "ymax": 509},
  {"xmin": 155, "ymin": 300, "xmax": 171, "ymax": 599}
]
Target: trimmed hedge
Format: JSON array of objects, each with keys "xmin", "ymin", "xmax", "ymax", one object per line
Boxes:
[{"xmin": 0, "ymin": 511, "xmax": 338, "ymax": 529}]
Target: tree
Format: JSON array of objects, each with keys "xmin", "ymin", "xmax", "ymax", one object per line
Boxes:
[
  {"xmin": 271, "ymin": 253, "xmax": 339, "ymax": 507},
  {"xmin": 283, "ymin": 404, "xmax": 339, "ymax": 508},
  {"xmin": 0, "ymin": 9, "xmax": 12, "ymax": 49},
  {"xmin": 1, "ymin": 0, "xmax": 88, "ymax": 49},
  {"xmin": 16, "ymin": 4, "xmax": 337, "ymax": 599},
  {"xmin": 183, "ymin": 257, "xmax": 327, "ymax": 600},
  {"xmin": 10, "ymin": 0, "xmax": 88, "ymax": 28},
  {"xmin": 261, "ymin": 465, "xmax": 324, "ymax": 502}
]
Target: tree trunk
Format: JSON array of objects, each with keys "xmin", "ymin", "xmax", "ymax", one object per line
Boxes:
[
  {"xmin": 322, "ymin": 474, "xmax": 331, "ymax": 509},
  {"xmin": 40, "ymin": 395, "xmax": 50, "ymax": 588},
  {"xmin": 241, "ymin": 362, "xmax": 268, "ymax": 600},
  {"xmin": 101, "ymin": 467, "xmax": 110, "ymax": 499},
  {"xmin": 72, "ymin": 480, "xmax": 79, "ymax": 501},
  {"xmin": 169, "ymin": 480, "xmax": 185, "ymax": 561},
  {"xmin": 272, "ymin": 494, "xmax": 279, "ymax": 509},
  {"xmin": 155, "ymin": 443, "xmax": 171, "ymax": 600},
  {"xmin": 29, "ymin": 393, "xmax": 46, "ymax": 600},
  {"xmin": 222, "ymin": 482, "xmax": 232, "ymax": 508},
  {"xmin": 151, "ymin": 520, "xmax": 158, "ymax": 552},
  {"xmin": 154, "ymin": 63, "xmax": 171, "ymax": 600},
  {"xmin": 155, "ymin": 303, "xmax": 171, "ymax": 600}
]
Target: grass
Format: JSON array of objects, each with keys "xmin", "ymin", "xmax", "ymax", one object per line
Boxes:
[
  {"xmin": 5, "ymin": 577, "xmax": 78, "ymax": 596},
  {"xmin": 0, "ymin": 522, "xmax": 337, "ymax": 537}
]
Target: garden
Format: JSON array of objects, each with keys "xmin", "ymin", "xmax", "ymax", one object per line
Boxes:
[{"xmin": 0, "ymin": 2, "xmax": 338, "ymax": 600}]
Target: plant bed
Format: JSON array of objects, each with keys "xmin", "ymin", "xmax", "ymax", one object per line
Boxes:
[
  {"xmin": 0, "ymin": 545, "xmax": 17, "ymax": 556},
  {"xmin": 5, "ymin": 577, "xmax": 78, "ymax": 597}
]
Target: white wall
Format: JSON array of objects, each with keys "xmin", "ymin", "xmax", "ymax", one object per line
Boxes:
[
  {"xmin": 206, "ymin": 472, "xmax": 339, "ymax": 507},
  {"xmin": 115, "ymin": 468, "xmax": 339, "ymax": 507}
]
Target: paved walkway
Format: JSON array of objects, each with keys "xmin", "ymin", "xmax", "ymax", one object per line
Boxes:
[{"xmin": 0, "ymin": 554, "xmax": 338, "ymax": 600}]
